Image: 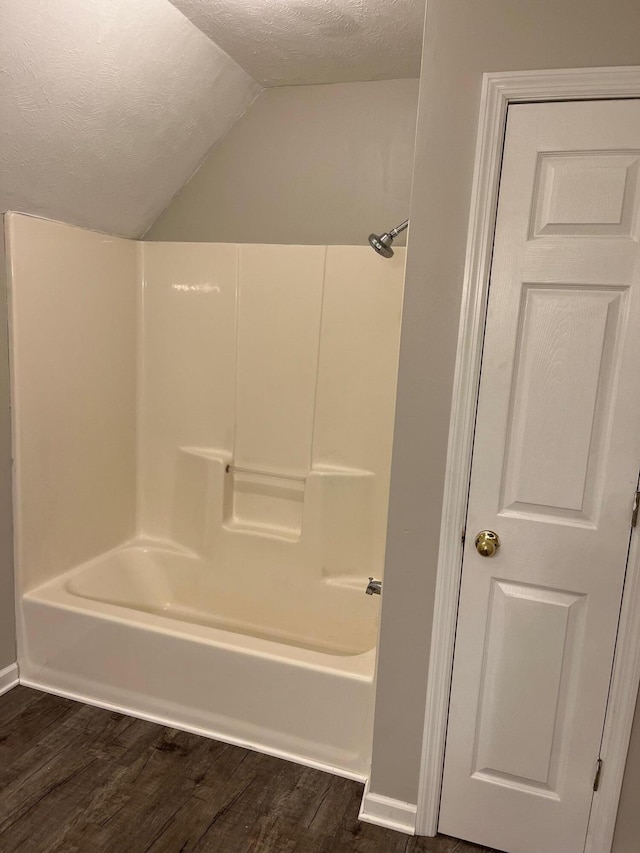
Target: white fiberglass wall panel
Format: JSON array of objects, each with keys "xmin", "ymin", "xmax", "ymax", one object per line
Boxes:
[
  {"xmin": 140, "ymin": 243, "xmax": 238, "ymax": 538},
  {"xmin": 234, "ymin": 245, "xmax": 326, "ymax": 477},
  {"xmin": 313, "ymin": 246, "xmax": 405, "ymax": 579},
  {"xmin": 139, "ymin": 241, "xmax": 404, "ymax": 584},
  {"xmin": 7, "ymin": 214, "xmax": 137, "ymax": 590}
]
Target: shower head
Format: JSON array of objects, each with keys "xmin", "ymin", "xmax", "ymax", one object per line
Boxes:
[
  {"xmin": 368, "ymin": 231, "xmax": 395, "ymax": 258},
  {"xmin": 368, "ymin": 219, "xmax": 409, "ymax": 258}
]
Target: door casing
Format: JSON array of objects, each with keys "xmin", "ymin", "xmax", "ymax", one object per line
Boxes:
[{"xmin": 415, "ymin": 67, "xmax": 640, "ymax": 853}]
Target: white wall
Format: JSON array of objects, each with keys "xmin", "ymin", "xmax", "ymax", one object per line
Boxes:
[
  {"xmin": 369, "ymin": 0, "xmax": 640, "ymax": 839},
  {"xmin": 145, "ymin": 79, "xmax": 420, "ymax": 245},
  {"xmin": 0, "ymin": 0, "xmax": 260, "ymax": 237}
]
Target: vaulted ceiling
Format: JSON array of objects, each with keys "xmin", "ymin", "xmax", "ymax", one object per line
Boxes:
[
  {"xmin": 1, "ymin": 0, "xmax": 424, "ymax": 238},
  {"xmin": 169, "ymin": 0, "xmax": 425, "ymax": 85},
  {"xmin": 1, "ymin": 0, "xmax": 260, "ymax": 237}
]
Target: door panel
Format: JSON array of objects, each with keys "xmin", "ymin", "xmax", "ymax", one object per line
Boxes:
[
  {"xmin": 501, "ymin": 285, "xmax": 626, "ymax": 523},
  {"xmin": 532, "ymin": 153, "xmax": 640, "ymax": 236},
  {"xmin": 473, "ymin": 581, "xmax": 586, "ymax": 795},
  {"xmin": 439, "ymin": 100, "xmax": 640, "ymax": 853}
]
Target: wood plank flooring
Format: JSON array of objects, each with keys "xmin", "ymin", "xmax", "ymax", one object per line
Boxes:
[{"xmin": 0, "ymin": 687, "xmax": 493, "ymax": 853}]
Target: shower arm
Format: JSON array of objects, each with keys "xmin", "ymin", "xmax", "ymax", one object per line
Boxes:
[{"xmin": 388, "ymin": 219, "xmax": 409, "ymax": 239}]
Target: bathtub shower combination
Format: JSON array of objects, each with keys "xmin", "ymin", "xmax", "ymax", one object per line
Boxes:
[{"xmin": 7, "ymin": 213, "xmax": 404, "ymax": 777}]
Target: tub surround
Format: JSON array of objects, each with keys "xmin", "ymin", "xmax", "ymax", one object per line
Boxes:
[
  {"xmin": 139, "ymin": 241, "xmax": 402, "ymax": 576},
  {"xmin": 0, "ymin": 230, "xmax": 16, "ymax": 674},
  {"xmin": 7, "ymin": 213, "xmax": 404, "ymax": 777},
  {"xmin": 7, "ymin": 215, "xmax": 138, "ymax": 591}
]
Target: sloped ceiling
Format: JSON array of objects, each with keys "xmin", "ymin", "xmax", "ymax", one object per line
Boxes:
[
  {"xmin": 169, "ymin": 0, "xmax": 424, "ymax": 85},
  {"xmin": 1, "ymin": 0, "xmax": 260, "ymax": 237},
  {"xmin": 1, "ymin": 0, "xmax": 423, "ymax": 238}
]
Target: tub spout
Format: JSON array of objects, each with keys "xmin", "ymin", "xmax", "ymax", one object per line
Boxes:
[{"xmin": 366, "ymin": 577, "xmax": 382, "ymax": 595}]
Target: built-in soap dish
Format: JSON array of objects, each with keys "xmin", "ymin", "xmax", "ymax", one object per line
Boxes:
[{"xmin": 223, "ymin": 464, "xmax": 306, "ymax": 541}]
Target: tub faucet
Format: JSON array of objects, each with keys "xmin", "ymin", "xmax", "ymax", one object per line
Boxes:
[{"xmin": 366, "ymin": 577, "xmax": 382, "ymax": 595}]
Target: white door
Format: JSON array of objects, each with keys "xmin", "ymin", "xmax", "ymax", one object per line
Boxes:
[{"xmin": 439, "ymin": 99, "xmax": 640, "ymax": 853}]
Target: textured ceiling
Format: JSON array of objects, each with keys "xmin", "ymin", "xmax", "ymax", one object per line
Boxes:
[
  {"xmin": 1, "ymin": 0, "xmax": 260, "ymax": 237},
  {"xmin": 169, "ymin": 0, "xmax": 425, "ymax": 86},
  {"xmin": 1, "ymin": 0, "xmax": 424, "ymax": 238}
]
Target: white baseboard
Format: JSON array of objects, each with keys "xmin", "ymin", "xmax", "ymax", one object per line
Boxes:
[
  {"xmin": 20, "ymin": 676, "xmax": 367, "ymax": 784},
  {"xmin": 358, "ymin": 777, "xmax": 417, "ymax": 835},
  {"xmin": 0, "ymin": 663, "xmax": 19, "ymax": 696}
]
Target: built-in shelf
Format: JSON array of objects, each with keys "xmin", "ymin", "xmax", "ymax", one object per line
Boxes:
[
  {"xmin": 225, "ymin": 463, "xmax": 306, "ymax": 483},
  {"xmin": 225, "ymin": 464, "xmax": 306, "ymax": 540}
]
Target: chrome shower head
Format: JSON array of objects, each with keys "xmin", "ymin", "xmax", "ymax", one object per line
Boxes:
[
  {"xmin": 368, "ymin": 219, "xmax": 409, "ymax": 258},
  {"xmin": 368, "ymin": 231, "xmax": 395, "ymax": 258}
]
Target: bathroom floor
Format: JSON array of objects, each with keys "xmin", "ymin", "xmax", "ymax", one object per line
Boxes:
[{"xmin": 0, "ymin": 687, "xmax": 497, "ymax": 853}]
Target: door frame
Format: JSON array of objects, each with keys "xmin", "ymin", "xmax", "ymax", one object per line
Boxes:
[{"xmin": 415, "ymin": 67, "xmax": 640, "ymax": 853}]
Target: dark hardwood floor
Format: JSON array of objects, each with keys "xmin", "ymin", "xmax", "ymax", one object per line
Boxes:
[{"xmin": 0, "ymin": 686, "xmax": 492, "ymax": 853}]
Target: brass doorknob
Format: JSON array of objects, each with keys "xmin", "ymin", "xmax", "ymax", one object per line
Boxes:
[{"xmin": 475, "ymin": 530, "xmax": 500, "ymax": 557}]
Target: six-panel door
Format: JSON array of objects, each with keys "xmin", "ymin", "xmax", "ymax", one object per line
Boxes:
[{"xmin": 439, "ymin": 99, "xmax": 640, "ymax": 853}]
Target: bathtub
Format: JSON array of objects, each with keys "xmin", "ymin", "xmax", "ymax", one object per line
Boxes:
[
  {"xmin": 9, "ymin": 221, "xmax": 403, "ymax": 783},
  {"xmin": 19, "ymin": 540, "xmax": 379, "ymax": 778}
]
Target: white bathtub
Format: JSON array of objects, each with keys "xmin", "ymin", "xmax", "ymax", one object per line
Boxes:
[{"xmin": 19, "ymin": 541, "xmax": 379, "ymax": 778}]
